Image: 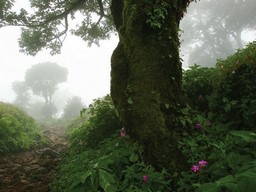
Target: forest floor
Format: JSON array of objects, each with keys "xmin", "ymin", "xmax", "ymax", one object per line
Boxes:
[{"xmin": 0, "ymin": 126, "xmax": 68, "ymax": 192}]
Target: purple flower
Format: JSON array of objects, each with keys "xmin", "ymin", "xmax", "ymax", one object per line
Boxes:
[
  {"xmin": 192, "ymin": 165, "xmax": 200, "ymax": 173},
  {"xmin": 195, "ymin": 123, "xmax": 202, "ymax": 129},
  {"xmin": 198, "ymin": 160, "xmax": 208, "ymax": 167},
  {"xmin": 143, "ymin": 175, "xmax": 149, "ymax": 182}
]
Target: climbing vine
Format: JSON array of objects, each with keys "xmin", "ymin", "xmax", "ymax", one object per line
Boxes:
[{"xmin": 145, "ymin": 0, "xmax": 169, "ymax": 29}]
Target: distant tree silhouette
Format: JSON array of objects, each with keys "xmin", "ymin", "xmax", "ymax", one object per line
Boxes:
[
  {"xmin": 12, "ymin": 81, "xmax": 30, "ymax": 110},
  {"xmin": 180, "ymin": 0, "xmax": 256, "ymax": 67},
  {"xmin": 63, "ymin": 96, "xmax": 85, "ymax": 119},
  {"xmin": 25, "ymin": 62, "xmax": 68, "ymax": 118},
  {"xmin": 25, "ymin": 62, "xmax": 68, "ymax": 105}
]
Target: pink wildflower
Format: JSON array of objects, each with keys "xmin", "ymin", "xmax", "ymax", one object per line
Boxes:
[
  {"xmin": 195, "ymin": 123, "xmax": 202, "ymax": 129},
  {"xmin": 120, "ymin": 128, "xmax": 126, "ymax": 138},
  {"xmin": 198, "ymin": 160, "xmax": 208, "ymax": 167},
  {"xmin": 192, "ymin": 165, "xmax": 200, "ymax": 173},
  {"xmin": 143, "ymin": 175, "xmax": 149, "ymax": 182}
]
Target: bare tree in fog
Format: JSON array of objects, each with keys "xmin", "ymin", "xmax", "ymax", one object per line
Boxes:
[{"xmin": 180, "ymin": 0, "xmax": 256, "ymax": 67}]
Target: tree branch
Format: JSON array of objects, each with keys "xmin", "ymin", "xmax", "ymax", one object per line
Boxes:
[
  {"xmin": 50, "ymin": 14, "xmax": 69, "ymax": 42},
  {"xmin": 1, "ymin": 0, "xmax": 86, "ymax": 28}
]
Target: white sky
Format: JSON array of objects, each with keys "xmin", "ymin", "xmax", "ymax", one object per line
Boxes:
[{"xmin": 0, "ymin": 26, "xmax": 119, "ymax": 105}]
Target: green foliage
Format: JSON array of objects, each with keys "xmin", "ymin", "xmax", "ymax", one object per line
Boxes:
[
  {"xmin": 145, "ymin": 0, "xmax": 168, "ymax": 29},
  {"xmin": 0, "ymin": 0, "xmax": 15, "ymax": 24},
  {"xmin": 182, "ymin": 64, "xmax": 216, "ymax": 112},
  {"xmin": 178, "ymin": 118, "xmax": 256, "ymax": 192},
  {"xmin": 0, "ymin": 102, "xmax": 46, "ymax": 154},
  {"xmin": 68, "ymin": 95, "xmax": 122, "ymax": 149},
  {"xmin": 178, "ymin": 42, "xmax": 256, "ymax": 192},
  {"xmin": 51, "ymin": 95, "xmax": 171, "ymax": 191},
  {"xmin": 209, "ymin": 41, "xmax": 256, "ymax": 130},
  {"xmin": 183, "ymin": 42, "xmax": 256, "ymax": 130},
  {"xmin": 1, "ymin": 0, "xmax": 114, "ymax": 54},
  {"xmin": 51, "ymin": 132, "xmax": 171, "ymax": 192}
]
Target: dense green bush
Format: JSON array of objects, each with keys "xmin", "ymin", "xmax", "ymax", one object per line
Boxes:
[
  {"xmin": 183, "ymin": 42, "xmax": 256, "ymax": 130},
  {"xmin": 51, "ymin": 133, "xmax": 172, "ymax": 192},
  {"xmin": 68, "ymin": 95, "xmax": 122, "ymax": 149},
  {"xmin": 178, "ymin": 42, "xmax": 256, "ymax": 191},
  {"xmin": 209, "ymin": 41, "xmax": 256, "ymax": 130},
  {"xmin": 178, "ymin": 119, "xmax": 256, "ymax": 192},
  {"xmin": 51, "ymin": 95, "xmax": 171, "ymax": 191},
  {"xmin": 0, "ymin": 102, "xmax": 45, "ymax": 153},
  {"xmin": 182, "ymin": 65, "xmax": 215, "ymax": 112}
]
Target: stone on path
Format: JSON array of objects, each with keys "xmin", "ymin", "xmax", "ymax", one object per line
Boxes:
[{"xmin": 0, "ymin": 126, "xmax": 68, "ymax": 192}]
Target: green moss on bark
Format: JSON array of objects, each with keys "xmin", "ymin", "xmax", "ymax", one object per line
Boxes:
[{"xmin": 110, "ymin": 0, "xmax": 189, "ymax": 177}]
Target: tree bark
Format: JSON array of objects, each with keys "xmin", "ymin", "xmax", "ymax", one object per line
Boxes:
[{"xmin": 111, "ymin": 0, "xmax": 189, "ymax": 176}]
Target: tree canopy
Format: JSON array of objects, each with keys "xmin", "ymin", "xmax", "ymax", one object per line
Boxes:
[
  {"xmin": 0, "ymin": 0, "xmax": 114, "ymax": 55},
  {"xmin": 25, "ymin": 62, "xmax": 68, "ymax": 104}
]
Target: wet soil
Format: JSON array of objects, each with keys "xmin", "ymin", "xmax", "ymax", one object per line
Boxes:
[{"xmin": 0, "ymin": 126, "xmax": 68, "ymax": 192}]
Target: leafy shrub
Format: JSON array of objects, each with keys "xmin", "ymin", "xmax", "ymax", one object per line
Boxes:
[
  {"xmin": 68, "ymin": 95, "xmax": 122, "ymax": 149},
  {"xmin": 178, "ymin": 118, "xmax": 256, "ymax": 192},
  {"xmin": 0, "ymin": 102, "xmax": 45, "ymax": 154},
  {"xmin": 51, "ymin": 95, "xmax": 172, "ymax": 191},
  {"xmin": 51, "ymin": 132, "xmax": 172, "ymax": 192},
  {"xmin": 209, "ymin": 41, "xmax": 256, "ymax": 130},
  {"xmin": 179, "ymin": 43, "xmax": 256, "ymax": 191},
  {"xmin": 183, "ymin": 64, "xmax": 215, "ymax": 112}
]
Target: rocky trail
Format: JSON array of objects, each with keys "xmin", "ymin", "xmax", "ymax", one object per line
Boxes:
[{"xmin": 0, "ymin": 126, "xmax": 68, "ymax": 192}]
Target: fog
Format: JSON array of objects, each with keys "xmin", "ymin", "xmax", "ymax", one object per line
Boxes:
[{"xmin": 0, "ymin": 26, "xmax": 118, "ymax": 106}]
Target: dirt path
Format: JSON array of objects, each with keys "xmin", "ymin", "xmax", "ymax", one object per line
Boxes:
[{"xmin": 0, "ymin": 126, "xmax": 68, "ymax": 192}]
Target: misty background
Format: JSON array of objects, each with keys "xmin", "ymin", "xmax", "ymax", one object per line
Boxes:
[{"xmin": 0, "ymin": 0, "xmax": 255, "ymax": 118}]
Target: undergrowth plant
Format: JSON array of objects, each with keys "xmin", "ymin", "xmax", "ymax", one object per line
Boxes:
[
  {"xmin": 0, "ymin": 102, "xmax": 46, "ymax": 154},
  {"xmin": 178, "ymin": 41, "xmax": 256, "ymax": 192},
  {"xmin": 51, "ymin": 96, "xmax": 171, "ymax": 191},
  {"xmin": 52, "ymin": 42, "xmax": 256, "ymax": 192}
]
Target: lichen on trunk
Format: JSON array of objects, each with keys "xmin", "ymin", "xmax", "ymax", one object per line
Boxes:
[{"xmin": 111, "ymin": 0, "xmax": 190, "ymax": 176}]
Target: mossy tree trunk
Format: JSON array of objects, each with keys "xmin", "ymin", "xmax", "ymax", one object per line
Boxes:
[{"xmin": 111, "ymin": 0, "xmax": 190, "ymax": 175}]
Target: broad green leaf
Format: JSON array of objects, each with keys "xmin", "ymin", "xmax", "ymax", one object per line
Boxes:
[
  {"xmin": 195, "ymin": 183, "xmax": 219, "ymax": 192},
  {"xmin": 229, "ymin": 131, "xmax": 256, "ymax": 142},
  {"xmin": 127, "ymin": 97, "xmax": 133, "ymax": 105},
  {"xmin": 80, "ymin": 171, "xmax": 92, "ymax": 184},
  {"xmin": 129, "ymin": 153, "xmax": 139, "ymax": 163},
  {"xmin": 98, "ymin": 169, "xmax": 116, "ymax": 192}
]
